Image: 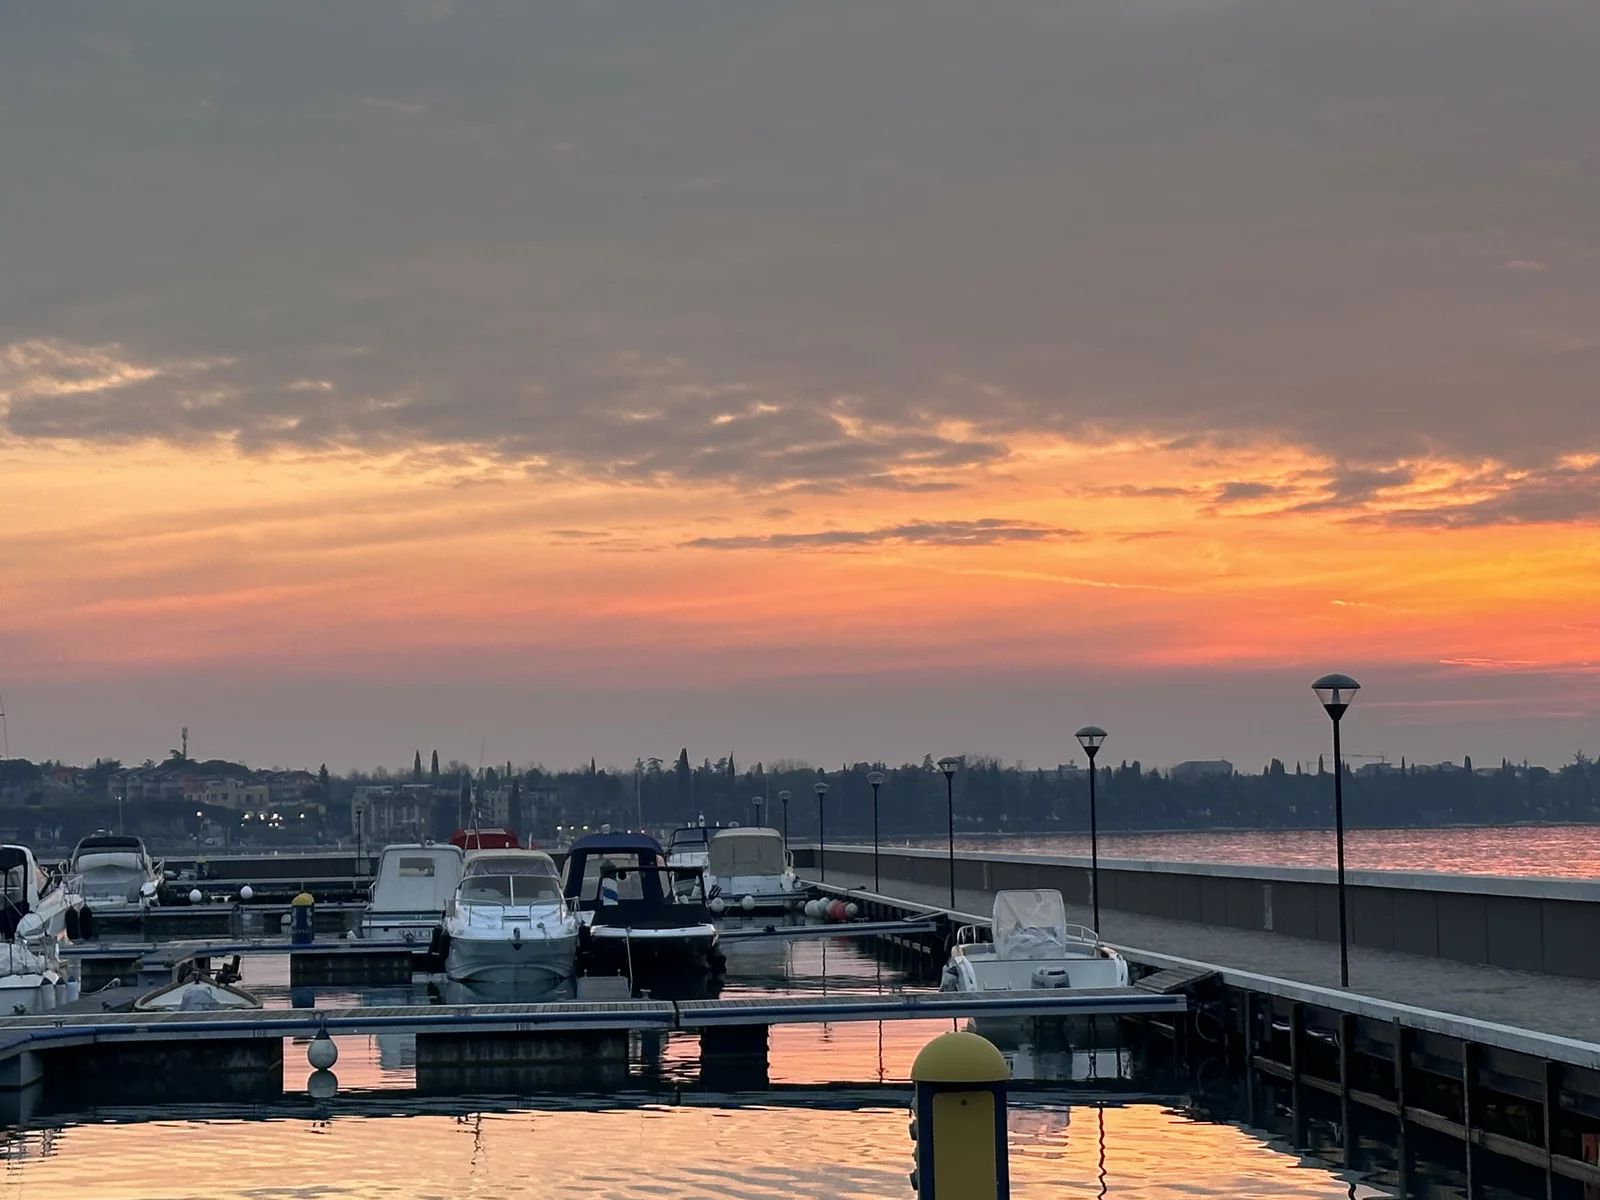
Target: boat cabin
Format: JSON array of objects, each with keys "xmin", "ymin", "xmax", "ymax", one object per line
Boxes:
[
  {"xmin": 0, "ymin": 846, "xmax": 45, "ymax": 939},
  {"xmin": 369, "ymin": 843, "xmax": 465, "ymax": 918},
  {"xmin": 707, "ymin": 827, "xmax": 788, "ymax": 881},
  {"xmin": 560, "ymin": 833, "xmax": 668, "ymax": 908},
  {"xmin": 457, "ymin": 850, "xmax": 564, "ymax": 905}
]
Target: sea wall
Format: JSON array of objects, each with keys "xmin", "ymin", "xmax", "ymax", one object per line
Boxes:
[{"xmin": 792, "ymin": 844, "xmax": 1600, "ymax": 981}]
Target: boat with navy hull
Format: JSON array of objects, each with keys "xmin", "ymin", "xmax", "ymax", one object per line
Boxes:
[
  {"xmin": 561, "ymin": 834, "xmax": 723, "ymax": 982},
  {"xmin": 443, "ymin": 850, "xmax": 580, "ymax": 987}
]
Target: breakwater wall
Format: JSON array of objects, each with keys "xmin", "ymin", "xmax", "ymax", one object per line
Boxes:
[{"xmin": 792, "ymin": 845, "xmax": 1600, "ymax": 981}]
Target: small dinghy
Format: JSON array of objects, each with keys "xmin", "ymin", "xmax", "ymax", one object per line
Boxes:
[{"xmin": 134, "ymin": 956, "xmax": 263, "ymax": 1012}]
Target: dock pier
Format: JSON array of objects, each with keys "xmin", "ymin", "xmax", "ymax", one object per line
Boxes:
[{"xmin": 799, "ymin": 851, "xmax": 1600, "ymax": 1192}]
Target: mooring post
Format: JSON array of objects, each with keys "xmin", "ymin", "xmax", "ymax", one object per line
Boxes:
[
  {"xmin": 1543, "ymin": 1059, "xmax": 1562, "ymax": 1200},
  {"xmin": 909, "ymin": 1030, "xmax": 1010, "ymax": 1200}
]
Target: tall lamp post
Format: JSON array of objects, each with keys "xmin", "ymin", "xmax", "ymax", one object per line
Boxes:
[
  {"xmin": 866, "ymin": 771, "xmax": 886, "ymax": 892},
  {"xmin": 1313, "ymin": 673, "xmax": 1361, "ymax": 988},
  {"xmin": 814, "ymin": 781, "xmax": 829, "ymax": 881},
  {"xmin": 779, "ymin": 790, "xmax": 791, "ymax": 849},
  {"xmin": 752, "ymin": 795, "xmax": 764, "ymax": 829},
  {"xmin": 1074, "ymin": 727, "xmax": 1107, "ymax": 933},
  {"xmin": 937, "ymin": 758, "xmax": 961, "ymax": 909}
]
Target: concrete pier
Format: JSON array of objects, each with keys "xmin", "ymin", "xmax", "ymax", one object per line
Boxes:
[{"xmin": 805, "ymin": 858, "xmax": 1600, "ymax": 1043}]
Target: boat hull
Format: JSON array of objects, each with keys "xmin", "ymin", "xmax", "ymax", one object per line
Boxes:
[
  {"xmin": 584, "ymin": 924, "xmax": 721, "ymax": 977},
  {"xmin": 445, "ymin": 931, "xmax": 579, "ymax": 986}
]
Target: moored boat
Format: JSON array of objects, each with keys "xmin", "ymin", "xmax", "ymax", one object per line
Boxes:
[
  {"xmin": 361, "ymin": 842, "xmax": 465, "ymax": 946},
  {"xmin": 443, "ymin": 849, "xmax": 580, "ymax": 986},
  {"xmin": 135, "ymin": 959, "xmax": 262, "ymax": 1012},
  {"xmin": 69, "ymin": 833, "xmax": 161, "ymax": 920},
  {"xmin": 940, "ymin": 889, "xmax": 1129, "ymax": 994},
  {"xmin": 705, "ymin": 826, "xmax": 803, "ymax": 913}
]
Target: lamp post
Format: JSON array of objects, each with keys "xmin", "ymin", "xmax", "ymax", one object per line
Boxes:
[
  {"xmin": 937, "ymin": 758, "xmax": 961, "ymax": 909},
  {"xmin": 1074, "ymin": 727, "xmax": 1107, "ymax": 934},
  {"xmin": 866, "ymin": 771, "xmax": 886, "ymax": 892},
  {"xmin": 813, "ymin": 781, "xmax": 829, "ymax": 881},
  {"xmin": 752, "ymin": 795, "xmax": 764, "ymax": 829},
  {"xmin": 1313, "ymin": 673, "xmax": 1361, "ymax": 988},
  {"xmin": 779, "ymin": 790, "xmax": 791, "ymax": 849}
]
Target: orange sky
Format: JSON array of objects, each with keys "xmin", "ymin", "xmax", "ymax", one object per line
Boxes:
[{"xmin": 3, "ymin": 5, "xmax": 1598, "ymax": 769}]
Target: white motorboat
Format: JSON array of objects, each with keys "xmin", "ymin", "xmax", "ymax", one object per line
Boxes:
[
  {"xmin": 443, "ymin": 850, "xmax": 580, "ymax": 986},
  {"xmin": 666, "ymin": 825, "xmax": 711, "ymax": 871},
  {"xmin": 70, "ymin": 834, "xmax": 162, "ymax": 919},
  {"xmin": 0, "ymin": 844, "xmax": 83, "ymax": 1015},
  {"xmin": 705, "ymin": 827, "xmax": 803, "ymax": 913},
  {"xmin": 940, "ymin": 889, "xmax": 1129, "ymax": 994},
  {"xmin": 361, "ymin": 842, "xmax": 465, "ymax": 946}
]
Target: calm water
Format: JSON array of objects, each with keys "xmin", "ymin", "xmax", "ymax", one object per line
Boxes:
[
  {"xmin": 1, "ymin": 935, "xmax": 1518, "ymax": 1198},
  {"xmin": 903, "ymin": 824, "xmax": 1600, "ymax": 878}
]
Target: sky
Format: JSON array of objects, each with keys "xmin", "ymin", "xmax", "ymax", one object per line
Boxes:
[{"xmin": 2, "ymin": 1, "xmax": 1599, "ymax": 774}]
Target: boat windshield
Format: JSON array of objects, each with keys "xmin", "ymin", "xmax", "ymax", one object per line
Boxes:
[
  {"xmin": 458, "ymin": 874, "xmax": 563, "ymax": 905},
  {"xmin": 669, "ymin": 828, "xmax": 710, "ymax": 850},
  {"xmin": 464, "ymin": 854, "xmax": 558, "ymax": 878}
]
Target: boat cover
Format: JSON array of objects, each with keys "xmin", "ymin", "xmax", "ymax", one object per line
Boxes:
[
  {"xmin": 370, "ymin": 844, "xmax": 464, "ymax": 914},
  {"xmin": 707, "ymin": 828, "xmax": 786, "ymax": 877},
  {"xmin": 991, "ymin": 889, "xmax": 1071, "ymax": 961}
]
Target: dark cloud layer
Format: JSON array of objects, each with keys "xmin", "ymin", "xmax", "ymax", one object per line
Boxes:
[
  {"xmin": 684, "ymin": 519, "xmax": 1077, "ymax": 551},
  {"xmin": 1376, "ymin": 461, "xmax": 1600, "ymax": 528},
  {"xmin": 3, "ymin": 1, "xmax": 1599, "ymax": 490}
]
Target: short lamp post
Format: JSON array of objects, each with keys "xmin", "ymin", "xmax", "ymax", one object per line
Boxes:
[
  {"xmin": 1074, "ymin": 726, "xmax": 1107, "ymax": 933},
  {"xmin": 1313, "ymin": 674, "xmax": 1361, "ymax": 988},
  {"xmin": 779, "ymin": 790, "xmax": 791, "ymax": 849},
  {"xmin": 866, "ymin": 771, "xmax": 886, "ymax": 892},
  {"xmin": 814, "ymin": 781, "xmax": 830, "ymax": 881},
  {"xmin": 937, "ymin": 757, "xmax": 961, "ymax": 909},
  {"xmin": 752, "ymin": 795, "xmax": 764, "ymax": 829}
]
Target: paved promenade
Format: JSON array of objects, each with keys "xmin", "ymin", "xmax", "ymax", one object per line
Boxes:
[{"xmin": 814, "ymin": 867, "xmax": 1600, "ymax": 1044}]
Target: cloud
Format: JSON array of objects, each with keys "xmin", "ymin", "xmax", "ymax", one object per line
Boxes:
[
  {"xmin": 1213, "ymin": 481, "xmax": 1283, "ymax": 503},
  {"xmin": 3, "ymin": 1, "xmax": 1600, "ymax": 484},
  {"xmin": 683, "ymin": 518, "xmax": 1080, "ymax": 551},
  {"xmin": 1505, "ymin": 259, "xmax": 1547, "ymax": 271},
  {"xmin": 1374, "ymin": 460, "xmax": 1600, "ymax": 528},
  {"xmin": 1292, "ymin": 466, "xmax": 1415, "ymax": 512}
]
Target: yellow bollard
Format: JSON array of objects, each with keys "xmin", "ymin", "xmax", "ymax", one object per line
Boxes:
[{"xmin": 909, "ymin": 1031, "xmax": 1010, "ymax": 1199}]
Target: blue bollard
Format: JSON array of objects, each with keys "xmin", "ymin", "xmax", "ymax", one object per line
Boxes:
[
  {"xmin": 290, "ymin": 892, "xmax": 316, "ymax": 946},
  {"xmin": 909, "ymin": 1031, "xmax": 1010, "ymax": 1199}
]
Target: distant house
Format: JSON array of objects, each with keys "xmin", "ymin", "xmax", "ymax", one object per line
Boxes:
[
  {"xmin": 201, "ymin": 778, "xmax": 271, "ymax": 812},
  {"xmin": 1355, "ymin": 762, "xmax": 1398, "ymax": 778},
  {"xmin": 1170, "ymin": 760, "xmax": 1233, "ymax": 783},
  {"xmin": 1055, "ymin": 762, "xmax": 1083, "ymax": 779}
]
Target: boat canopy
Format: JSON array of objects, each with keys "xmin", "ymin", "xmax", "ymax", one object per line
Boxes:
[
  {"xmin": 370, "ymin": 844, "xmax": 464, "ymax": 915},
  {"xmin": 72, "ymin": 835, "xmax": 148, "ymax": 858},
  {"xmin": 457, "ymin": 872, "xmax": 563, "ymax": 905},
  {"xmin": 707, "ymin": 827, "xmax": 786, "ymax": 877},
  {"xmin": 463, "ymin": 850, "xmax": 559, "ymax": 878},
  {"xmin": 991, "ymin": 889, "xmax": 1072, "ymax": 961},
  {"xmin": 668, "ymin": 827, "xmax": 711, "ymax": 850}
]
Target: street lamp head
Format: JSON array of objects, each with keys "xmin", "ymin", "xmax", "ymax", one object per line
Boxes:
[
  {"xmin": 753, "ymin": 795, "xmax": 763, "ymax": 804},
  {"xmin": 813, "ymin": 782, "xmax": 829, "ymax": 796},
  {"xmin": 936, "ymin": 756, "xmax": 961, "ymax": 780},
  {"xmin": 867, "ymin": 771, "xmax": 885, "ymax": 787},
  {"xmin": 778, "ymin": 790, "xmax": 790, "ymax": 802},
  {"xmin": 1312, "ymin": 673, "xmax": 1361, "ymax": 721},
  {"xmin": 1074, "ymin": 726, "xmax": 1108, "ymax": 760}
]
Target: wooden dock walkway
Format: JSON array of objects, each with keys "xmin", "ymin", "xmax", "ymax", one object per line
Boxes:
[{"xmin": 0, "ymin": 987, "xmax": 1184, "ymax": 1050}]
